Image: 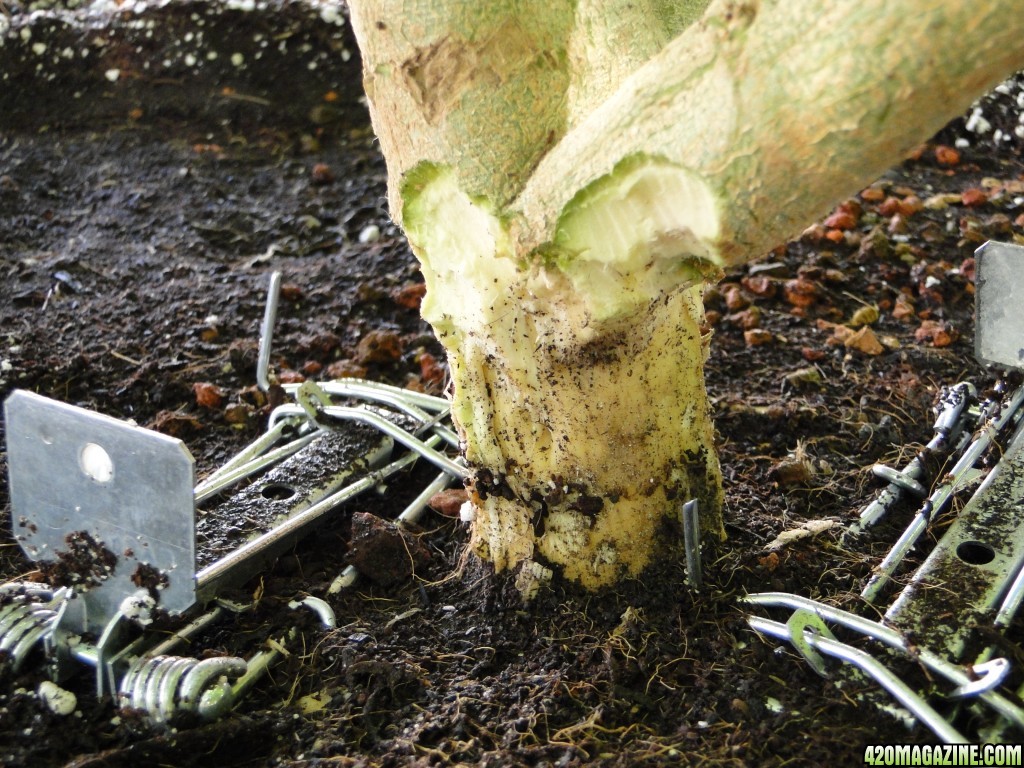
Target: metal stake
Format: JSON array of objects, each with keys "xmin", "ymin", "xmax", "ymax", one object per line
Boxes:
[{"xmin": 682, "ymin": 499, "xmax": 702, "ymax": 590}]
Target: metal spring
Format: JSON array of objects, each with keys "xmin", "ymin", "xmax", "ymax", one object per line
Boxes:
[
  {"xmin": 0, "ymin": 593, "xmax": 58, "ymax": 674},
  {"xmin": 118, "ymin": 654, "xmax": 248, "ymax": 723}
]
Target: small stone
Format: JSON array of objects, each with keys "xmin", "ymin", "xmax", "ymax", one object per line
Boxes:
[
  {"xmin": 822, "ymin": 269, "xmax": 848, "ymax": 284},
  {"xmin": 888, "ymin": 213, "xmax": 909, "ymax": 235},
  {"xmin": 326, "ymin": 359, "xmax": 368, "ymax": 379},
  {"xmin": 744, "ymin": 328, "xmax": 773, "ymax": 346},
  {"xmin": 770, "ymin": 453, "xmax": 815, "ymax": 488},
  {"xmin": 428, "ymin": 488, "xmax": 469, "ymax": 517},
  {"xmin": 356, "ymin": 329, "xmax": 403, "ymax": 364},
  {"xmin": 801, "ymin": 222, "xmax": 826, "ymax": 242},
  {"xmin": 783, "ymin": 278, "xmax": 819, "ymax": 308},
  {"xmin": 417, "ymin": 351, "xmax": 446, "ymax": 388},
  {"xmin": 892, "ymin": 293, "xmax": 916, "ymax": 321},
  {"xmin": 856, "ymin": 227, "xmax": 891, "ymax": 261},
  {"xmin": 192, "ymin": 381, "xmax": 223, "ymax": 409},
  {"xmin": 984, "ymin": 213, "xmax": 1014, "ymax": 236},
  {"xmin": 961, "ymin": 188, "xmax": 989, "ymax": 207},
  {"xmin": 825, "ymin": 323, "xmax": 855, "ymax": 346},
  {"xmin": 823, "ymin": 210, "xmax": 857, "ymax": 230},
  {"xmin": 920, "ymin": 222, "xmax": 946, "ymax": 243},
  {"xmin": 310, "ymin": 163, "xmax": 334, "ymax": 185},
  {"xmin": 878, "ymin": 196, "xmax": 901, "ymax": 217},
  {"xmin": 731, "ymin": 306, "xmax": 762, "ymax": 330},
  {"xmin": 844, "ymin": 326, "xmax": 885, "ymax": 356},
  {"xmin": 298, "ymin": 332, "xmax": 341, "ymax": 357},
  {"xmin": 223, "ymin": 403, "xmax": 252, "ymax": 425},
  {"xmin": 915, "ymin": 320, "xmax": 957, "ymax": 348},
  {"xmin": 150, "ymin": 410, "xmax": 203, "ymax": 437},
  {"xmin": 934, "ymin": 145, "xmax": 960, "ymax": 166},
  {"xmin": 741, "ymin": 275, "xmax": 777, "ymax": 299},
  {"xmin": 280, "ymin": 283, "xmax": 304, "ymax": 301},
  {"xmin": 723, "ymin": 285, "xmax": 749, "ymax": 311},
  {"xmin": 392, "ymin": 282, "xmax": 427, "ymax": 310},
  {"xmin": 899, "ymin": 195, "xmax": 923, "ymax": 216}
]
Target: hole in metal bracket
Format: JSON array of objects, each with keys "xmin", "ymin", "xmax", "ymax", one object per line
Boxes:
[
  {"xmin": 80, "ymin": 442, "xmax": 114, "ymax": 483},
  {"xmin": 956, "ymin": 540, "xmax": 996, "ymax": 565},
  {"xmin": 260, "ymin": 483, "xmax": 297, "ymax": 501}
]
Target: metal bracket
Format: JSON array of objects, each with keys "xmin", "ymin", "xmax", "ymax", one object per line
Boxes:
[
  {"xmin": 976, "ymin": 240, "xmax": 1024, "ymax": 370},
  {"xmin": 0, "ymin": 269, "xmax": 466, "ymax": 725},
  {"xmin": 6, "ymin": 391, "xmax": 196, "ymax": 634},
  {"xmin": 885, "ymin": 415, "xmax": 1024, "ymax": 658}
]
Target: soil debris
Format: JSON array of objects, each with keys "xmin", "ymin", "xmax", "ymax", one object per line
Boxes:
[
  {"xmin": 347, "ymin": 511, "xmax": 431, "ymax": 586},
  {"xmin": 40, "ymin": 531, "xmax": 118, "ymax": 591}
]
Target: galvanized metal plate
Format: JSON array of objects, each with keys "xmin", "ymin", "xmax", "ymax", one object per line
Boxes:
[
  {"xmin": 976, "ymin": 240, "xmax": 1024, "ymax": 370},
  {"xmin": 194, "ymin": 427, "xmax": 393, "ymax": 602},
  {"xmin": 5, "ymin": 390, "xmax": 196, "ymax": 632},
  {"xmin": 885, "ymin": 418, "xmax": 1024, "ymax": 658}
]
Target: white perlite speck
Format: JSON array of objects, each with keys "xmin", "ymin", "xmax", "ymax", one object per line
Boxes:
[
  {"xmin": 965, "ymin": 107, "xmax": 992, "ymax": 134},
  {"xmin": 318, "ymin": 2, "xmax": 345, "ymax": 26},
  {"xmin": 119, "ymin": 591, "xmax": 156, "ymax": 626},
  {"xmin": 37, "ymin": 681, "xmax": 77, "ymax": 716}
]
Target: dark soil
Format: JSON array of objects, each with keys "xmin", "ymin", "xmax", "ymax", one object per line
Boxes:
[{"xmin": 3, "ymin": 3, "xmax": 1024, "ymax": 765}]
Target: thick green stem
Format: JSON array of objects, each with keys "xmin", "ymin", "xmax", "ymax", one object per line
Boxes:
[
  {"xmin": 404, "ymin": 170, "xmax": 723, "ymax": 589},
  {"xmin": 348, "ymin": 0, "xmax": 1024, "ymax": 591}
]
